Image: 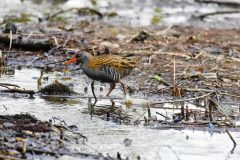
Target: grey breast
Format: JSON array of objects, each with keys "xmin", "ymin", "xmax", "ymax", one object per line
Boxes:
[
  {"xmin": 82, "ymin": 64, "xmax": 133, "ymax": 83},
  {"xmin": 81, "ymin": 65, "xmax": 115, "ymax": 83}
]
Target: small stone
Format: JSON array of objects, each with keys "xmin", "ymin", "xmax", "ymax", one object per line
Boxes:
[
  {"xmin": 123, "ymin": 138, "xmax": 132, "ymax": 147},
  {"xmin": 3, "ymin": 122, "xmax": 15, "ymax": 128}
]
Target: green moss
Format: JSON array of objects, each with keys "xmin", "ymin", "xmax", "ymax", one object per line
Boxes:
[
  {"xmin": 154, "ymin": 8, "xmax": 161, "ymax": 13},
  {"xmin": 4, "ymin": 13, "xmax": 31, "ymax": 23},
  {"xmin": 151, "ymin": 15, "xmax": 162, "ymax": 25},
  {"xmin": 50, "ymin": 16, "xmax": 66, "ymax": 22},
  {"xmin": 90, "ymin": 0, "xmax": 97, "ymax": 6},
  {"xmin": 104, "ymin": 12, "xmax": 118, "ymax": 17}
]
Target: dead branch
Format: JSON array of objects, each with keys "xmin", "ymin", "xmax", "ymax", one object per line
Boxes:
[
  {"xmin": 195, "ymin": 0, "xmax": 240, "ymax": 6},
  {"xmin": 0, "ymin": 83, "xmax": 20, "ymax": 88},
  {"xmin": 195, "ymin": 10, "xmax": 240, "ymax": 19}
]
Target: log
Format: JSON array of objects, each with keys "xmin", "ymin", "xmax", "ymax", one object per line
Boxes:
[{"xmin": 0, "ymin": 34, "xmax": 53, "ymax": 51}]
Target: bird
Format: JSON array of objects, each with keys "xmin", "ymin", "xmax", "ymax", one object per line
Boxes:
[{"xmin": 64, "ymin": 51, "xmax": 139, "ymax": 101}]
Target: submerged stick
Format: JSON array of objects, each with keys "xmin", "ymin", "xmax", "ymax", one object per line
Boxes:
[
  {"xmin": 152, "ymin": 92, "xmax": 213, "ymax": 105},
  {"xmin": 2, "ymin": 105, "xmax": 7, "ymax": 111}
]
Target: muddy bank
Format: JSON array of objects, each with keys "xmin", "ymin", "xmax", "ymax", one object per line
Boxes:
[
  {"xmin": 0, "ymin": 113, "xmax": 122, "ymax": 159},
  {"xmin": 0, "ymin": 0, "xmax": 240, "ymax": 159},
  {"xmin": 0, "ymin": 22, "xmax": 240, "ymax": 159}
]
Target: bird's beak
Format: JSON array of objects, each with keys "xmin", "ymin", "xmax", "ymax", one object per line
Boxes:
[{"xmin": 64, "ymin": 57, "xmax": 77, "ymax": 65}]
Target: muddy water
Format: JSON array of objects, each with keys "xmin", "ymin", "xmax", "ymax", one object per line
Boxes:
[{"xmin": 0, "ymin": 68, "xmax": 240, "ymax": 160}]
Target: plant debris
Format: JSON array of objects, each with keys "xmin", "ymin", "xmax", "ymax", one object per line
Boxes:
[
  {"xmin": 0, "ymin": 113, "xmax": 120, "ymax": 159},
  {"xmin": 39, "ymin": 80, "xmax": 76, "ymax": 95}
]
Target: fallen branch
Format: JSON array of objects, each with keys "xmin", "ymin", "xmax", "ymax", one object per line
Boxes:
[
  {"xmin": 0, "ymin": 83, "xmax": 20, "ymax": 88},
  {"xmin": 195, "ymin": 10, "xmax": 240, "ymax": 19},
  {"xmin": 195, "ymin": 0, "xmax": 240, "ymax": 6}
]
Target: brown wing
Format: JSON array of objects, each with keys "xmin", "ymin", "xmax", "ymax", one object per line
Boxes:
[{"xmin": 88, "ymin": 55, "xmax": 138, "ymax": 70}]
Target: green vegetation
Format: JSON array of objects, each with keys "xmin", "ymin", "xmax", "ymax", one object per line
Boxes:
[
  {"xmin": 151, "ymin": 8, "xmax": 163, "ymax": 25},
  {"xmin": 4, "ymin": 13, "xmax": 31, "ymax": 23},
  {"xmin": 151, "ymin": 15, "xmax": 162, "ymax": 25},
  {"xmin": 90, "ymin": 0, "xmax": 97, "ymax": 6}
]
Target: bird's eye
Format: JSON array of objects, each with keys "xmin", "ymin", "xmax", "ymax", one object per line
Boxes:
[{"xmin": 75, "ymin": 54, "xmax": 81, "ymax": 58}]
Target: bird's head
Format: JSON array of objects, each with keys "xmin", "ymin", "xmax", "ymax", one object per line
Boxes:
[{"xmin": 64, "ymin": 52, "xmax": 92, "ymax": 65}]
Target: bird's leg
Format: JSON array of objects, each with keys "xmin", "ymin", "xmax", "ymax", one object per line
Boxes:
[
  {"xmin": 90, "ymin": 81, "xmax": 97, "ymax": 118},
  {"xmin": 106, "ymin": 83, "xmax": 115, "ymax": 97},
  {"xmin": 110, "ymin": 98, "xmax": 115, "ymax": 111},
  {"xmin": 119, "ymin": 81, "xmax": 126, "ymax": 95},
  {"xmin": 91, "ymin": 81, "xmax": 97, "ymax": 102}
]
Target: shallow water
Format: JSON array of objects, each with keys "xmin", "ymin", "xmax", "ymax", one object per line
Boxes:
[
  {"xmin": 0, "ymin": 0, "xmax": 240, "ymax": 28},
  {"xmin": 0, "ymin": 68, "xmax": 240, "ymax": 160}
]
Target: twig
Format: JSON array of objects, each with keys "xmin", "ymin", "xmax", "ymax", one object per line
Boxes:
[
  {"xmin": 122, "ymin": 50, "xmax": 192, "ymax": 59},
  {"xmin": 2, "ymin": 105, "xmax": 7, "ymax": 111},
  {"xmin": 196, "ymin": 10, "xmax": 240, "ymax": 19},
  {"xmin": 0, "ymin": 83, "xmax": 20, "ymax": 88},
  {"xmin": 183, "ymin": 88, "xmax": 214, "ymax": 93},
  {"xmin": 152, "ymin": 92, "xmax": 213, "ymax": 105},
  {"xmin": 52, "ymin": 116, "xmax": 67, "ymax": 125},
  {"xmin": 44, "ymin": 7, "xmax": 103, "ymax": 22},
  {"xmin": 156, "ymin": 112, "xmax": 169, "ymax": 119},
  {"xmin": 134, "ymin": 110, "xmax": 148, "ymax": 122},
  {"xmin": 44, "ymin": 8, "xmax": 78, "ymax": 21}
]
